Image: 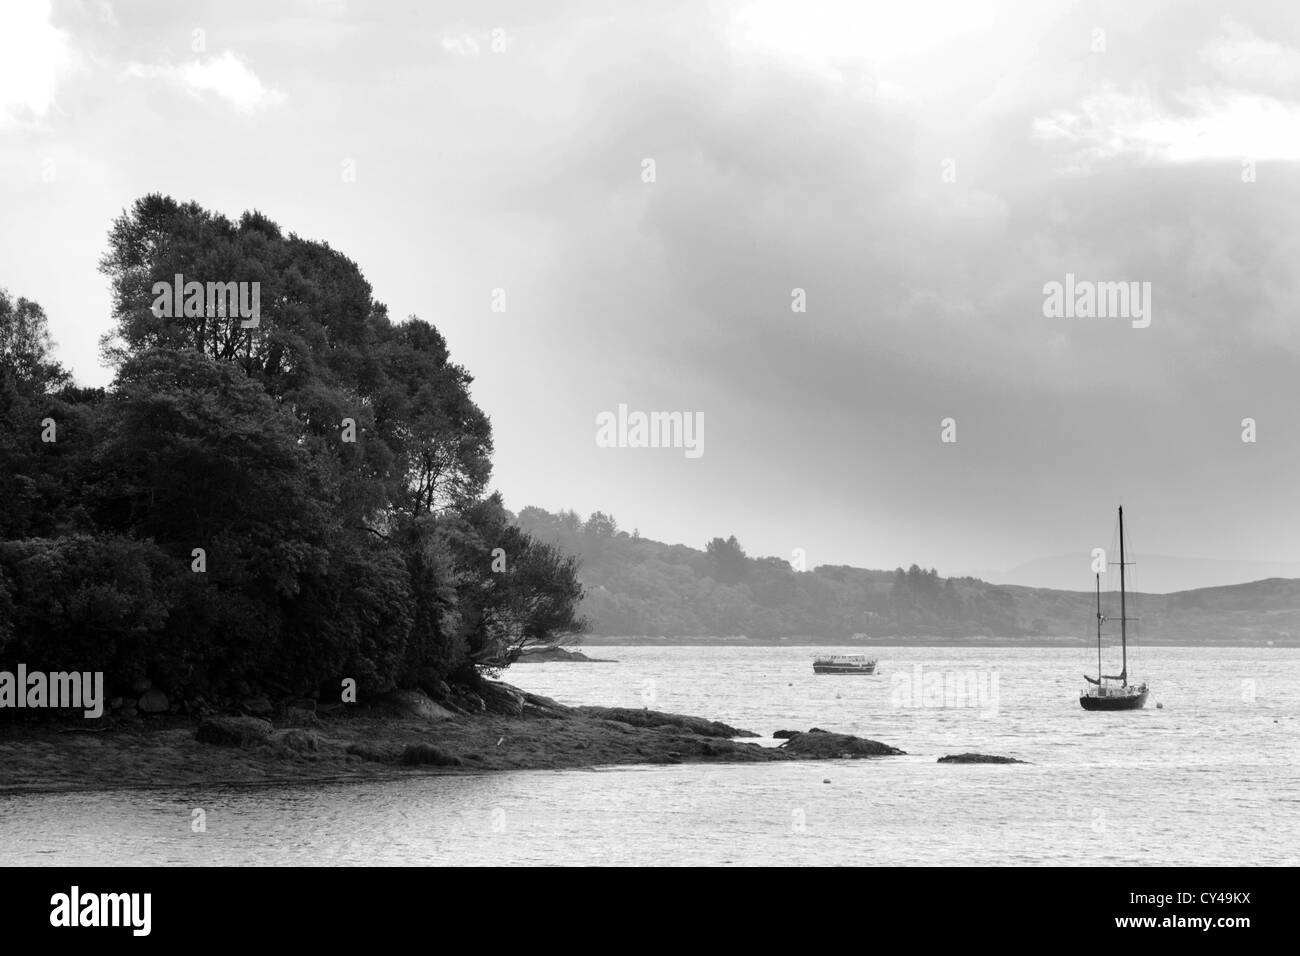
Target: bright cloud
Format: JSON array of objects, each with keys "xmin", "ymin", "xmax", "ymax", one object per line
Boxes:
[
  {"xmin": 1033, "ymin": 85, "xmax": 1300, "ymax": 167},
  {"xmin": 1033, "ymin": 19, "xmax": 1300, "ymax": 168},
  {"xmin": 0, "ymin": 0, "xmax": 75, "ymax": 130},
  {"xmin": 126, "ymin": 51, "xmax": 285, "ymax": 112}
]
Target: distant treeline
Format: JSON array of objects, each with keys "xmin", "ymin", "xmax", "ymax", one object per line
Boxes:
[
  {"xmin": 512, "ymin": 508, "xmax": 1026, "ymax": 638},
  {"xmin": 0, "ymin": 195, "xmax": 586, "ymax": 704},
  {"xmin": 512, "ymin": 508, "xmax": 1300, "ymax": 644}
]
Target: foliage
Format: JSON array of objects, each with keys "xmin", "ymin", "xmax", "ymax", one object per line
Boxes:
[{"xmin": 0, "ymin": 198, "xmax": 586, "ymax": 702}]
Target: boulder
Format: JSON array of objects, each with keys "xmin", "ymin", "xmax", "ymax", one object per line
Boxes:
[
  {"xmin": 773, "ymin": 730, "xmax": 801, "ymax": 739},
  {"xmin": 387, "ymin": 689, "xmax": 457, "ymax": 721},
  {"xmin": 240, "ymin": 696, "xmax": 273, "ymax": 717},
  {"xmin": 399, "ymin": 743, "xmax": 463, "ymax": 767},
  {"xmin": 479, "ymin": 682, "xmax": 526, "ymax": 716},
  {"xmin": 576, "ymin": 707, "xmax": 758, "ymax": 738},
  {"xmin": 196, "ymin": 716, "xmax": 273, "ymax": 747},
  {"xmin": 779, "ymin": 730, "xmax": 905, "ymax": 758},
  {"xmin": 346, "ymin": 741, "xmax": 391, "ymax": 763},
  {"xmin": 515, "ymin": 646, "xmax": 616, "ymax": 663},
  {"xmin": 413, "ymin": 667, "xmax": 447, "ymax": 700},
  {"xmin": 937, "ymin": 753, "xmax": 1027, "ymax": 764},
  {"xmin": 137, "ymin": 689, "xmax": 169, "ymax": 714},
  {"xmin": 519, "ymin": 690, "xmax": 570, "ymax": 719}
]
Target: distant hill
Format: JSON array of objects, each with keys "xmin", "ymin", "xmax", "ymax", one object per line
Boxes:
[
  {"xmin": 513, "ymin": 507, "xmax": 1300, "ymax": 646},
  {"xmin": 984, "ymin": 553, "xmax": 1300, "ymax": 594}
]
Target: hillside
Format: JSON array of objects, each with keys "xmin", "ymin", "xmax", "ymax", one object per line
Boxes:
[{"xmin": 513, "ymin": 508, "xmax": 1300, "ymax": 646}]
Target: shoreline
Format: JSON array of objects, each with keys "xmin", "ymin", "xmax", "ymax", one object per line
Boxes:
[
  {"xmin": 0, "ymin": 685, "xmax": 905, "ymax": 796},
  {"xmin": 578, "ymin": 639, "xmax": 1300, "ymax": 648}
]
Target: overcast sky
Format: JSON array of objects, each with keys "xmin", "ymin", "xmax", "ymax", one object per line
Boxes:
[{"xmin": 3, "ymin": 0, "xmax": 1300, "ymax": 586}]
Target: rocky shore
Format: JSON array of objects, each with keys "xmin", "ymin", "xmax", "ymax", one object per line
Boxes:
[
  {"xmin": 514, "ymin": 646, "xmax": 617, "ymax": 663},
  {"xmin": 0, "ymin": 682, "xmax": 907, "ymax": 794}
]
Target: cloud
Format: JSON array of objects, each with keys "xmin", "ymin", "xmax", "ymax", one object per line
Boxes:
[
  {"xmin": 125, "ymin": 51, "xmax": 285, "ymax": 112},
  {"xmin": 1032, "ymin": 85, "xmax": 1300, "ymax": 167},
  {"xmin": 0, "ymin": 0, "xmax": 76, "ymax": 131},
  {"xmin": 1202, "ymin": 15, "xmax": 1300, "ymax": 88},
  {"xmin": 1032, "ymin": 18, "xmax": 1300, "ymax": 169}
]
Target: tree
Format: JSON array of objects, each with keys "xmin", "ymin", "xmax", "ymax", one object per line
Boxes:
[{"xmin": 705, "ymin": 535, "xmax": 748, "ymax": 585}]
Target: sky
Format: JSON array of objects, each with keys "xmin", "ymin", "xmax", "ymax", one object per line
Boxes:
[{"xmin": 2, "ymin": 0, "xmax": 1300, "ymax": 587}]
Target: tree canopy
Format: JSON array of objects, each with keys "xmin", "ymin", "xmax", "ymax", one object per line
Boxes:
[{"xmin": 0, "ymin": 197, "xmax": 586, "ymax": 706}]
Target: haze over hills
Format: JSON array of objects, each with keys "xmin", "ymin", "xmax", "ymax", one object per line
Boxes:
[
  {"xmin": 514, "ymin": 507, "xmax": 1300, "ymax": 647},
  {"xmin": 979, "ymin": 554, "xmax": 1300, "ymax": 594}
]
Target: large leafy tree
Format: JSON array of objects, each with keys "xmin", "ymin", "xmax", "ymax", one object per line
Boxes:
[{"xmin": 0, "ymin": 194, "xmax": 586, "ymax": 696}]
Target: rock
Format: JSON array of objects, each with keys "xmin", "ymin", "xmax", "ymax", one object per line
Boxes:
[
  {"xmin": 937, "ymin": 753, "xmax": 1027, "ymax": 764},
  {"xmin": 519, "ymin": 690, "xmax": 570, "ymax": 719},
  {"xmin": 779, "ymin": 730, "xmax": 905, "ymax": 758},
  {"xmin": 413, "ymin": 668, "xmax": 446, "ymax": 700},
  {"xmin": 399, "ymin": 743, "xmax": 463, "ymax": 767},
  {"xmin": 577, "ymin": 707, "xmax": 759, "ymax": 738},
  {"xmin": 773, "ymin": 730, "xmax": 801, "ymax": 739},
  {"xmin": 345, "ymin": 742, "xmax": 391, "ymax": 762},
  {"xmin": 515, "ymin": 646, "xmax": 617, "ymax": 663},
  {"xmin": 137, "ymin": 689, "xmax": 169, "ymax": 714},
  {"xmin": 656, "ymin": 723, "xmax": 692, "ymax": 734},
  {"xmin": 196, "ymin": 716, "xmax": 274, "ymax": 747},
  {"xmin": 240, "ymin": 696, "xmax": 273, "ymax": 717},
  {"xmin": 479, "ymin": 682, "xmax": 526, "ymax": 717},
  {"xmin": 807, "ymin": 728, "xmax": 830, "ymax": 734},
  {"xmin": 130, "ymin": 677, "xmax": 151, "ymax": 694},
  {"xmin": 386, "ymin": 689, "xmax": 457, "ymax": 721}
]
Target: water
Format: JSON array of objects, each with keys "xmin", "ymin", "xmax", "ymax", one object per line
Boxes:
[{"xmin": 2, "ymin": 646, "xmax": 1297, "ymax": 865}]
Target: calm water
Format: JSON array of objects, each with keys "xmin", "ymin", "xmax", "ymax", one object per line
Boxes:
[{"xmin": 2, "ymin": 646, "xmax": 1297, "ymax": 865}]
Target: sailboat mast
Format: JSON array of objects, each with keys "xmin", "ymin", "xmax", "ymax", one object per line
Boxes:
[
  {"xmin": 1119, "ymin": 505, "xmax": 1127, "ymax": 685},
  {"xmin": 1095, "ymin": 572, "xmax": 1102, "ymax": 679}
]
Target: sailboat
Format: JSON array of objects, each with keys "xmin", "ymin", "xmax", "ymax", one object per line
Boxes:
[{"xmin": 1080, "ymin": 506, "xmax": 1150, "ymax": 711}]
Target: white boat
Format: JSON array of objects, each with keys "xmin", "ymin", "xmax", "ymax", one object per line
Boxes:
[{"xmin": 813, "ymin": 654, "xmax": 877, "ymax": 674}]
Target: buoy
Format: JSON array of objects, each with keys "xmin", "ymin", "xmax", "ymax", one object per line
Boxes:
[{"xmin": 823, "ymin": 778, "xmax": 831, "ymax": 784}]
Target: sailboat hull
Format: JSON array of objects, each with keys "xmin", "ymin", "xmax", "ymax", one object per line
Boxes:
[{"xmin": 1079, "ymin": 687, "xmax": 1148, "ymax": 711}]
